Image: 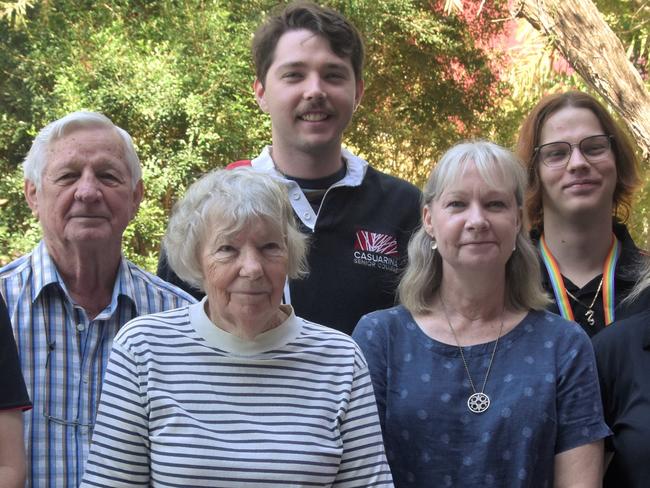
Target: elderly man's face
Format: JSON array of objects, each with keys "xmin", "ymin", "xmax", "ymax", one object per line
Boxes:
[{"xmin": 25, "ymin": 126, "xmax": 143, "ymax": 251}]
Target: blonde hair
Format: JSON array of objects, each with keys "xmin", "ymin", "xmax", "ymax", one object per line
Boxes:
[
  {"xmin": 624, "ymin": 255, "xmax": 650, "ymax": 305},
  {"xmin": 398, "ymin": 140, "xmax": 550, "ymax": 313}
]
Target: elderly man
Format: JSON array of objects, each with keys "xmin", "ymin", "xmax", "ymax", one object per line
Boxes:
[{"xmin": 0, "ymin": 111, "xmax": 195, "ymax": 487}]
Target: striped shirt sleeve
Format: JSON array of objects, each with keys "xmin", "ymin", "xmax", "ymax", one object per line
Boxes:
[
  {"xmin": 81, "ymin": 342, "xmax": 150, "ymax": 487},
  {"xmin": 333, "ymin": 348, "xmax": 394, "ymax": 487},
  {"xmin": 81, "ymin": 307, "xmax": 393, "ymax": 487}
]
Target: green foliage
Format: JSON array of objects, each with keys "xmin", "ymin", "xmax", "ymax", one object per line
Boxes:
[
  {"xmin": 596, "ymin": 0, "xmax": 649, "ymax": 80},
  {"xmin": 340, "ymin": 0, "xmax": 512, "ymax": 184},
  {"xmin": 0, "ymin": 0, "xmax": 267, "ymax": 268},
  {"xmin": 3, "ymin": 0, "xmax": 607, "ymax": 269}
]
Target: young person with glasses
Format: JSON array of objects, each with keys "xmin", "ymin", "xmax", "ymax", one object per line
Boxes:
[{"xmin": 516, "ymin": 91, "xmax": 649, "ymax": 337}]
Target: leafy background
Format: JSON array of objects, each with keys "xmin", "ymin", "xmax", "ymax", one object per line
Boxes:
[{"xmin": 1, "ymin": 0, "xmax": 648, "ymax": 270}]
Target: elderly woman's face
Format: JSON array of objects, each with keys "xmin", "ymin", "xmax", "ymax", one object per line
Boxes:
[
  {"xmin": 200, "ymin": 216, "xmax": 288, "ymax": 334},
  {"xmin": 423, "ymin": 164, "xmax": 520, "ymax": 276}
]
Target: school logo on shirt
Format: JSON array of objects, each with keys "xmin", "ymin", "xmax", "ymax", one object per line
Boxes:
[{"xmin": 353, "ymin": 230, "xmax": 400, "ymax": 272}]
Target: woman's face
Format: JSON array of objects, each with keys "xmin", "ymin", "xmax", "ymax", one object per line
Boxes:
[
  {"xmin": 423, "ymin": 164, "xmax": 520, "ymax": 276},
  {"xmin": 200, "ymin": 217, "xmax": 288, "ymax": 334},
  {"xmin": 537, "ymin": 106, "xmax": 617, "ymax": 222}
]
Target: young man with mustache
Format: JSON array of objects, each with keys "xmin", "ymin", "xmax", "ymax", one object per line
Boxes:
[{"xmin": 159, "ymin": 1, "xmax": 421, "ymax": 335}]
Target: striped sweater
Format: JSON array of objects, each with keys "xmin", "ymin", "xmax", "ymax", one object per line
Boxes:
[{"xmin": 81, "ymin": 300, "xmax": 393, "ymax": 487}]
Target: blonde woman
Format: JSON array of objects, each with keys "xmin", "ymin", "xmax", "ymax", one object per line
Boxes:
[{"xmin": 354, "ymin": 141, "xmax": 609, "ymax": 487}]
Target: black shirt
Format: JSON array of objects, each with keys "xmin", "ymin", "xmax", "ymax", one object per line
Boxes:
[
  {"xmin": 0, "ymin": 295, "xmax": 31, "ymax": 410},
  {"xmin": 593, "ymin": 311, "xmax": 650, "ymax": 488},
  {"xmin": 533, "ymin": 222, "xmax": 648, "ymax": 337}
]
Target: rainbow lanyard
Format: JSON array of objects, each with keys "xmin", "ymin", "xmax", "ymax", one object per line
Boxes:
[{"xmin": 538, "ymin": 234, "xmax": 621, "ymax": 325}]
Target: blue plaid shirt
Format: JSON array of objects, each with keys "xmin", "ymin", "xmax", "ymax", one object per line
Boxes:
[{"xmin": 0, "ymin": 241, "xmax": 196, "ymax": 487}]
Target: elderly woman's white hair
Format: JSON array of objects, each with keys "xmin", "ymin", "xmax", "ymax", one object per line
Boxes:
[
  {"xmin": 399, "ymin": 140, "xmax": 550, "ymax": 313},
  {"xmin": 164, "ymin": 168, "xmax": 309, "ymax": 290},
  {"xmin": 23, "ymin": 111, "xmax": 142, "ymax": 189}
]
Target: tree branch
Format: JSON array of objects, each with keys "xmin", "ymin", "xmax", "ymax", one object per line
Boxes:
[{"xmin": 512, "ymin": 0, "xmax": 650, "ymax": 162}]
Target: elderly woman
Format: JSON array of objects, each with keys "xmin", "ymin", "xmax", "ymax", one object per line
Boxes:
[
  {"xmin": 353, "ymin": 141, "xmax": 609, "ymax": 487},
  {"xmin": 80, "ymin": 169, "xmax": 392, "ymax": 486},
  {"xmin": 516, "ymin": 91, "xmax": 648, "ymax": 335}
]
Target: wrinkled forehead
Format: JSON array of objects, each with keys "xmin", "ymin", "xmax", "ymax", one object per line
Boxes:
[
  {"xmin": 202, "ymin": 205, "xmax": 285, "ymax": 245},
  {"xmin": 47, "ymin": 125, "xmax": 126, "ymax": 163}
]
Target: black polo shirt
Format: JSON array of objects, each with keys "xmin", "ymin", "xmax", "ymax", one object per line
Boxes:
[{"xmin": 593, "ymin": 311, "xmax": 650, "ymax": 487}]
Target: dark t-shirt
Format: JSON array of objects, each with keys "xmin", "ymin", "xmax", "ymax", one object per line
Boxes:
[
  {"xmin": 533, "ymin": 223, "xmax": 648, "ymax": 337},
  {"xmin": 0, "ymin": 295, "xmax": 31, "ymax": 410},
  {"xmin": 593, "ymin": 311, "xmax": 650, "ymax": 488}
]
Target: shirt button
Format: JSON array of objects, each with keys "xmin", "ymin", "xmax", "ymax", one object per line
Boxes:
[
  {"xmin": 82, "ymin": 376, "xmax": 89, "ymax": 384},
  {"xmin": 76, "ymin": 323, "xmax": 85, "ymax": 332},
  {"xmin": 292, "ymin": 193, "xmax": 300, "ymax": 200},
  {"xmin": 303, "ymin": 213, "xmax": 311, "ymax": 220}
]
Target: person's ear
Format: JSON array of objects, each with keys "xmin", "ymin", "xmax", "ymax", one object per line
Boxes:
[
  {"xmin": 129, "ymin": 179, "xmax": 144, "ymax": 220},
  {"xmin": 354, "ymin": 78, "xmax": 365, "ymax": 112},
  {"xmin": 25, "ymin": 180, "xmax": 39, "ymax": 219},
  {"xmin": 253, "ymin": 78, "xmax": 269, "ymax": 113},
  {"xmin": 422, "ymin": 204, "xmax": 435, "ymax": 239}
]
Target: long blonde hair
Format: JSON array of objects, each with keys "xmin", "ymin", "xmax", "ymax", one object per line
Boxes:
[{"xmin": 398, "ymin": 140, "xmax": 550, "ymax": 314}]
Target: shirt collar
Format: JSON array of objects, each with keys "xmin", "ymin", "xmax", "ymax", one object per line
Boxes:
[
  {"xmin": 613, "ymin": 221, "xmax": 643, "ymax": 282},
  {"xmin": 102, "ymin": 258, "xmax": 139, "ymax": 318},
  {"xmin": 30, "ymin": 241, "xmax": 64, "ymax": 303},
  {"xmin": 251, "ymin": 145, "xmax": 368, "ymax": 187},
  {"xmin": 30, "ymin": 240, "xmax": 138, "ymax": 315},
  {"xmin": 532, "ymin": 222, "xmax": 643, "ymax": 285}
]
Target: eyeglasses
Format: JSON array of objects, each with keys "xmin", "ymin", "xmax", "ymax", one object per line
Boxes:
[
  {"xmin": 534, "ymin": 134, "xmax": 614, "ymax": 169},
  {"xmin": 42, "ymin": 407, "xmax": 94, "ymax": 428},
  {"xmin": 41, "ymin": 339, "xmax": 95, "ymax": 429}
]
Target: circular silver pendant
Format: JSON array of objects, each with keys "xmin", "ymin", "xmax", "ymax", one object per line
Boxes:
[{"xmin": 467, "ymin": 392, "xmax": 490, "ymax": 413}]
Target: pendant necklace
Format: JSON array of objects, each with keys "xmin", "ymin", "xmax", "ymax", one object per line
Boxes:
[
  {"xmin": 441, "ymin": 297, "xmax": 504, "ymax": 414},
  {"xmin": 564, "ymin": 277, "xmax": 603, "ymax": 326},
  {"xmin": 538, "ymin": 234, "xmax": 620, "ymax": 325}
]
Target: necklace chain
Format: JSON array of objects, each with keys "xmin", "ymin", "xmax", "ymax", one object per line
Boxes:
[
  {"xmin": 441, "ymin": 297, "xmax": 504, "ymax": 413},
  {"xmin": 564, "ymin": 276, "xmax": 603, "ymax": 326}
]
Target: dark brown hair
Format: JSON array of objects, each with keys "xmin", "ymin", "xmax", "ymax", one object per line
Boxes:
[
  {"xmin": 516, "ymin": 91, "xmax": 640, "ymax": 231},
  {"xmin": 252, "ymin": 1, "xmax": 364, "ymax": 85}
]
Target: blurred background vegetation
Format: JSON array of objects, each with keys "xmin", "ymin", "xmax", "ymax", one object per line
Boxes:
[{"xmin": 1, "ymin": 0, "xmax": 648, "ymax": 270}]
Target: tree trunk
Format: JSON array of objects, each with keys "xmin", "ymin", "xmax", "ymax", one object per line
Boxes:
[{"xmin": 512, "ymin": 0, "xmax": 650, "ymax": 162}]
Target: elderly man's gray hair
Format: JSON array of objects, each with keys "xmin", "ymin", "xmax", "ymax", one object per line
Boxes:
[{"xmin": 23, "ymin": 111, "xmax": 142, "ymax": 190}]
